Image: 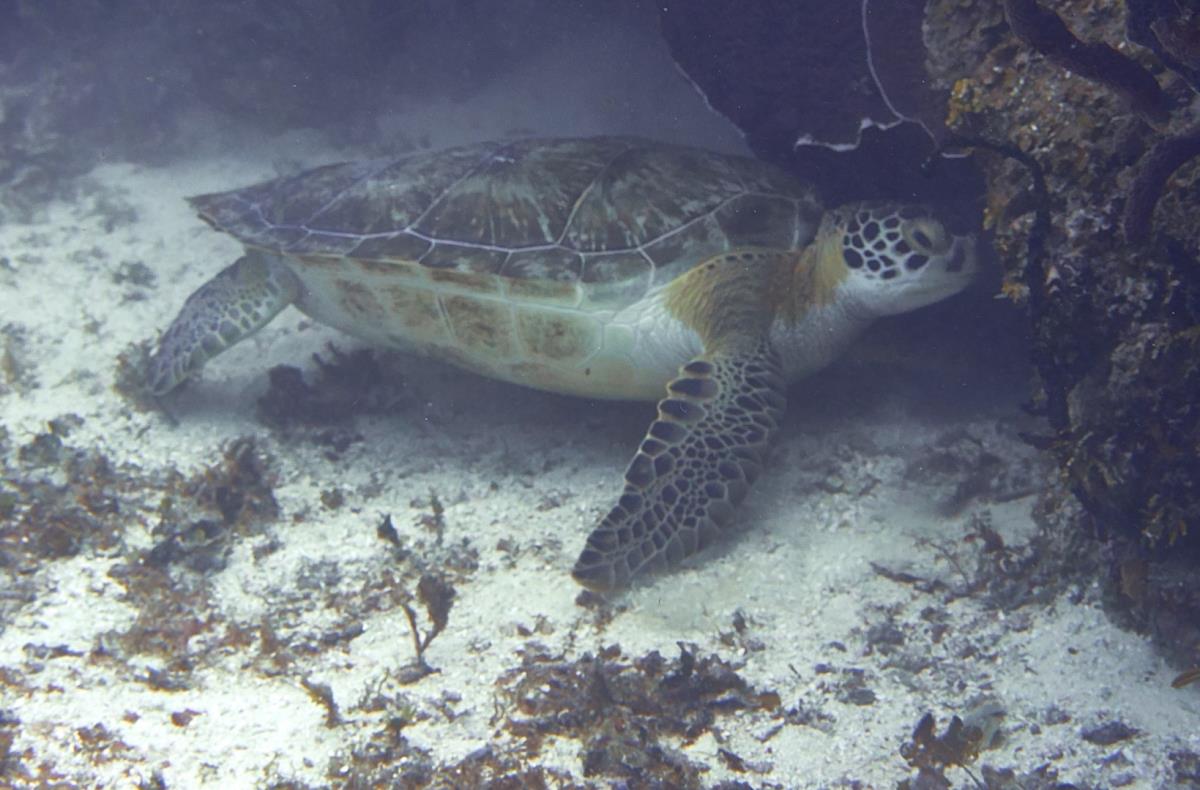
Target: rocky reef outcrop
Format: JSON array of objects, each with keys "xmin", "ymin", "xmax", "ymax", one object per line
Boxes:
[{"xmin": 925, "ymin": 0, "xmax": 1200, "ymax": 669}]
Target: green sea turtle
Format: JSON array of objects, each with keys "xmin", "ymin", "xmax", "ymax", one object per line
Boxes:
[{"xmin": 147, "ymin": 136, "xmax": 978, "ymax": 590}]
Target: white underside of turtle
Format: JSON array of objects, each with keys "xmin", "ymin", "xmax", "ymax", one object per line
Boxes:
[{"xmin": 147, "ymin": 136, "xmax": 980, "ymax": 590}]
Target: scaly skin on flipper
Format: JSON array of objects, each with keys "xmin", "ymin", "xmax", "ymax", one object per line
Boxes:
[
  {"xmin": 147, "ymin": 252, "xmax": 299, "ymax": 395},
  {"xmin": 572, "ymin": 340, "xmax": 786, "ymax": 590},
  {"xmin": 572, "ymin": 249, "xmax": 789, "ymax": 591}
]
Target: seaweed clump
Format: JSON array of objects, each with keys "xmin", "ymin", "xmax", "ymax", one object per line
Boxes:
[
  {"xmin": 393, "ymin": 571, "xmax": 456, "ymax": 684},
  {"xmin": 257, "ymin": 346, "xmax": 411, "ymax": 458},
  {"xmin": 898, "ymin": 705, "xmax": 1023, "ymax": 790},
  {"xmin": 899, "ymin": 712, "xmax": 986, "ymax": 789},
  {"xmin": 103, "ymin": 436, "xmax": 279, "ymax": 683},
  {"xmin": 327, "ymin": 719, "xmax": 577, "ymax": 789},
  {"xmin": 1, "ymin": 419, "xmax": 130, "ymax": 573},
  {"xmin": 497, "ymin": 643, "xmax": 779, "ymax": 787},
  {"xmin": 145, "ymin": 436, "xmax": 278, "ymax": 573},
  {"xmin": 0, "ymin": 424, "xmax": 283, "ymax": 700}
]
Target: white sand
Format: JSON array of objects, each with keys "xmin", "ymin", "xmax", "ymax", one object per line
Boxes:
[{"xmin": 2, "ymin": 12, "xmax": 1198, "ymax": 789}]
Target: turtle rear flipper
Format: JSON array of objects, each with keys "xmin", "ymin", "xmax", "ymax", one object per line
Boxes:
[
  {"xmin": 572, "ymin": 339, "xmax": 786, "ymax": 591},
  {"xmin": 147, "ymin": 252, "xmax": 299, "ymax": 395}
]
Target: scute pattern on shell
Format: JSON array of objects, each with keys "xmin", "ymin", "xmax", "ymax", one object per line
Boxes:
[{"xmin": 189, "ymin": 136, "xmax": 821, "ymax": 290}]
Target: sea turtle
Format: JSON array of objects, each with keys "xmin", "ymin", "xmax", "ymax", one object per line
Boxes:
[{"xmin": 147, "ymin": 136, "xmax": 978, "ymax": 591}]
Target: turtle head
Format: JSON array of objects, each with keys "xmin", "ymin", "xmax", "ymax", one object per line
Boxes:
[{"xmin": 820, "ymin": 202, "xmax": 978, "ymax": 317}]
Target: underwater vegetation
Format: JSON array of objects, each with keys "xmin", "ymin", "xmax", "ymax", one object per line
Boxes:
[{"xmin": 924, "ymin": 0, "xmax": 1200, "ymax": 670}]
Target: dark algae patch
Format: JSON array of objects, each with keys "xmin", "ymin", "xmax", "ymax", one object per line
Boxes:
[
  {"xmin": 2, "ymin": 419, "xmax": 138, "ymax": 572},
  {"xmin": 320, "ymin": 639, "xmax": 785, "ymax": 787},
  {"xmin": 257, "ymin": 346, "xmax": 410, "ymax": 429},
  {"xmin": 497, "ymin": 643, "xmax": 780, "ymax": 788},
  {"xmin": 145, "ymin": 437, "xmax": 278, "ymax": 573}
]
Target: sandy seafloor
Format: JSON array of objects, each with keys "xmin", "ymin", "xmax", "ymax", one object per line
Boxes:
[{"xmin": 2, "ymin": 21, "xmax": 1200, "ymax": 790}]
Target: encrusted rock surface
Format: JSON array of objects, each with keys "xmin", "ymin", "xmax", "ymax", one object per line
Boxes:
[{"xmin": 927, "ymin": 0, "xmax": 1200, "ymax": 668}]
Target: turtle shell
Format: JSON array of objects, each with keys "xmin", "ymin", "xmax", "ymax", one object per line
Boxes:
[{"xmin": 190, "ymin": 136, "xmax": 822, "ymax": 304}]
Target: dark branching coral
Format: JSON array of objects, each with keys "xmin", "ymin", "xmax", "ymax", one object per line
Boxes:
[
  {"xmin": 1127, "ymin": 0, "xmax": 1200, "ymax": 92},
  {"xmin": 1123, "ymin": 125, "xmax": 1200, "ymax": 244},
  {"xmin": 1003, "ymin": 0, "xmax": 1171, "ymax": 125},
  {"xmin": 929, "ymin": 133, "xmax": 1071, "ymax": 436}
]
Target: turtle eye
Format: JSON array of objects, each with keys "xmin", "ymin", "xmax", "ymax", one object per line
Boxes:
[{"xmin": 912, "ymin": 230, "xmax": 932, "ymax": 249}]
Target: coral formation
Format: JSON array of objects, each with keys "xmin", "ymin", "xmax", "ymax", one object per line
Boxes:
[
  {"xmin": 1003, "ymin": 0, "xmax": 1170, "ymax": 123},
  {"xmin": 1122, "ymin": 125, "xmax": 1200, "ymax": 243},
  {"xmin": 1127, "ymin": 0, "xmax": 1200, "ymax": 92},
  {"xmin": 927, "ymin": 0, "xmax": 1200, "ymax": 668}
]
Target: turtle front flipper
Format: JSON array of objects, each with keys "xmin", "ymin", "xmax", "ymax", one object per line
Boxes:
[
  {"xmin": 147, "ymin": 251, "xmax": 299, "ymax": 395},
  {"xmin": 572, "ymin": 340, "xmax": 787, "ymax": 591}
]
